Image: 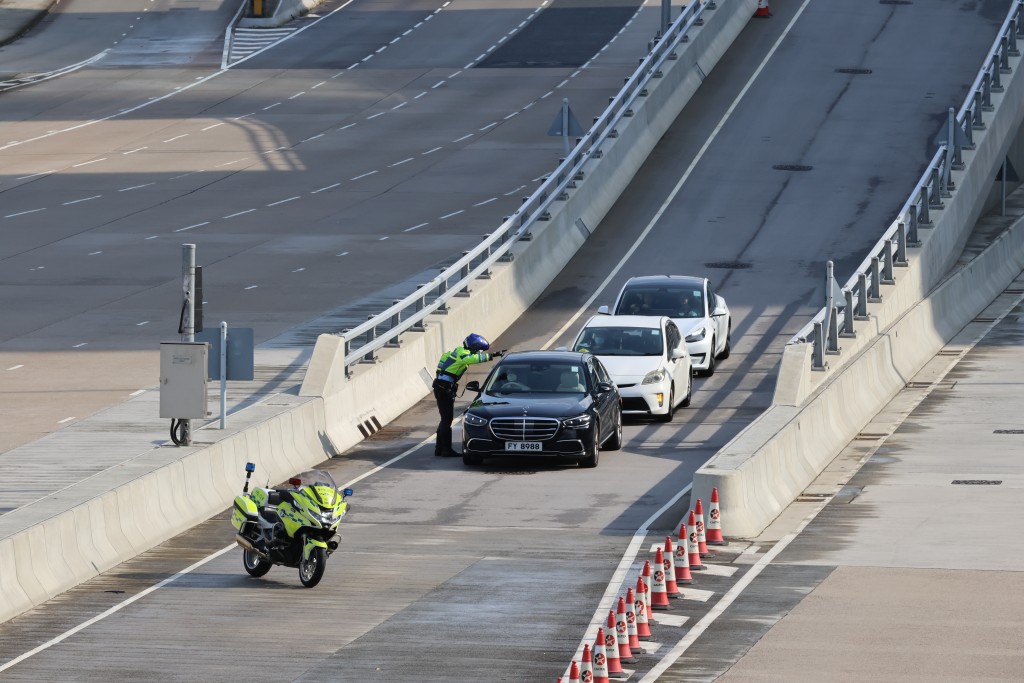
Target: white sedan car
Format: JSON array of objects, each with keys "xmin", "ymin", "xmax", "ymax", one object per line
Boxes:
[
  {"xmin": 599, "ymin": 275, "xmax": 731, "ymax": 376},
  {"xmin": 572, "ymin": 315, "xmax": 692, "ymax": 421}
]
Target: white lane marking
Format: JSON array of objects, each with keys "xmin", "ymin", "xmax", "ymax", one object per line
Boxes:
[
  {"xmin": 16, "ymin": 170, "xmax": 53, "ymax": 180},
  {"xmin": 338, "ymin": 123, "xmax": 356, "ymax": 131},
  {"xmin": 379, "ymin": 236, "xmax": 389, "ymax": 241},
  {"xmin": 244, "ymin": 285, "xmax": 258, "ymax": 290},
  {"xmin": 346, "ymin": 63, "xmax": 358, "ymax": 70},
  {"xmin": 302, "ymin": 133, "xmax": 325, "ymax": 142},
  {"xmin": 473, "ymin": 198, "xmax": 497, "ymax": 207},
  {"xmin": 120, "ymin": 183, "xmax": 155, "ymax": 192},
  {"xmin": 312, "ymin": 81, "xmax": 326, "ymax": 89},
  {"xmin": 62, "ymin": 195, "xmax": 102, "ymax": 205},
  {"xmin": 422, "ymin": 146, "xmax": 443, "ymax": 155},
  {"xmin": 351, "ymin": 170, "xmax": 378, "ymax": 180},
  {"xmin": 233, "ymin": 113, "xmax": 253, "ymax": 120},
  {"xmin": 556, "ymin": 79, "xmax": 569, "ymax": 88},
  {"xmin": 72, "ymin": 343, "xmax": 87, "ymax": 348},
  {"xmin": 402, "ymin": 29, "xmax": 412, "ymax": 36},
  {"xmin": 367, "ymin": 112, "xmax": 384, "ymax": 120},
  {"xmin": 432, "ymin": 80, "xmax": 445, "ymax": 89},
  {"xmin": 699, "ymin": 563, "xmax": 738, "ymax": 578},
  {"xmin": 223, "ymin": 209, "xmax": 255, "ymax": 219},
  {"xmin": 503, "ymin": 112, "xmax": 517, "ymax": 120},
  {"xmin": 130, "ymin": 389, "xmax": 145, "ymax": 397},
  {"xmin": 414, "ymin": 91, "xmax": 428, "ymax": 99},
  {"xmin": 263, "ymin": 103, "xmax": 281, "ymax": 111},
  {"xmin": 337, "ymin": 251, "xmax": 349, "ymax": 256},
  {"xmin": 391, "ymin": 102, "xmax": 407, "ymax": 111},
  {"xmin": 453, "ymin": 134, "xmax": 473, "ymax": 143},
  {"xmin": 541, "ymin": 0, "xmax": 807, "ymax": 351},
  {"xmin": 677, "ymin": 587, "xmax": 715, "ymax": 602},
  {"xmin": 145, "ymin": 236, "xmax": 158, "ymax": 240},
  {"xmin": 174, "ymin": 222, "xmax": 209, "ymax": 232},
  {"xmin": 652, "ymin": 614, "xmax": 689, "ymax": 628},
  {"xmin": 375, "ymin": 46, "xmax": 386, "ymax": 53},
  {"xmin": 361, "ymin": 55, "xmax": 373, "ymax": 63},
  {"xmin": 216, "ymin": 158, "xmax": 247, "ymax": 168},
  {"xmin": 439, "ymin": 210, "xmax": 464, "ymax": 220},
  {"xmin": 57, "ymin": 417, "xmax": 75, "ymax": 424},
  {"xmin": 523, "ymin": 101, "xmax": 534, "ymax": 110},
  {"xmin": 88, "ymin": 251, "xmax": 102, "ymax": 256},
  {"xmin": 292, "ymin": 267, "xmax": 305, "ymax": 273},
  {"xmin": 162, "ymin": 134, "xmax": 188, "ymax": 143},
  {"xmin": 5, "ymin": 208, "xmax": 45, "ymax": 218},
  {"xmin": 72, "ymin": 158, "xmax": 106, "ymax": 167},
  {"xmin": 122, "ymin": 147, "xmax": 147, "ymax": 155},
  {"xmin": 479, "ymin": 122, "xmax": 498, "ymax": 131},
  {"xmin": 403, "ymin": 223, "xmax": 429, "ymax": 232},
  {"xmin": 389, "ymin": 158, "xmax": 414, "ymax": 167},
  {"xmin": 202, "ymin": 122, "xmax": 224, "ymax": 131},
  {"xmin": 312, "ymin": 183, "xmax": 341, "ymax": 193},
  {"xmin": 503, "ymin": 185, "xmax": 525, "ymax": 196},
  {"xmin": 541, "ymin": 90, "xmax": 553, "ymax": 99},
  {"xmin": 136, "ymin": 321, "xmax": 149, "ymax": 326},
  {"xmin": 266, "ymin": 196, "xmax": 300, "ymax": 206},
  {"xmin": 7, "ymin": 365, "xmax": 24, "ymax": 371},
  {"xmin": 449, "ymin": 70, "xmax": 462, "ymax": 78}
]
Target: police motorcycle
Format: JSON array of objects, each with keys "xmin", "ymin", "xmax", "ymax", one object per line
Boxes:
[{"xmin": 231, "ymin": 463, "xmax": 353, "ymax": 587}]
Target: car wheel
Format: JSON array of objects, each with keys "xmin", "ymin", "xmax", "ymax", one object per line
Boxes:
[
  {"xmin": 606, "ymin": 408, "xmax": 623, "ymax": 451},
  {"xmin": 580, "ymin": 423, "xmax": 600, "ymax": 468},
  {"xmin": 700, "ymin": 338, "xmax": 717, "ymax": 377},
  {"xmin": 655, "ymin": 385, "xmax": 675, "ymax": 422},
  {"xmin": 463, "ymin": 452, "xmax": 483, "ymax": 466},
  {"xmin": 242, "ymin": 548, "xmax": 272, "ymax": 578},
  {"xmin": 681, "ymin": 375, "xmax": 692, "ymax": 407},
  {"xmin": 718, "ymin": 325, "xmax": 732, "ymax": 360}
]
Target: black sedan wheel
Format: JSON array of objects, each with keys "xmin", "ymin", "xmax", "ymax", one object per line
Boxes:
[
  {"xmin": 580, "ymin": 423, "xmax": 600, "ymax": 468},
  {"xmin": 605, "ymin": 409, "xmax": 623, "ymax": 451}
]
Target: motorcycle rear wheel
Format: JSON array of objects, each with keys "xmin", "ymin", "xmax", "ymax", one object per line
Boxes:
[
  {"xmin": 299, "ymin": 547, "xmax": 327, "ymax": 587},
  {"xmin": 242, "ymin": 549, "xmax": 272, "ymax": 577}
]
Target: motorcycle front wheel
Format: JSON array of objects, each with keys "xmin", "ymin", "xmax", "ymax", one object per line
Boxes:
[
  {"xmin": 242, "ymin": 549, "xmax": 272, "ymax": 577},
  {"xmin": 299, "ymin": 547, "xmax": 327, "ymax": 587}
]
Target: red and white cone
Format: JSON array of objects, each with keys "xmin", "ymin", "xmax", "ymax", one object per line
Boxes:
[
  {"xmin": 706, "ymin": 487, "xmax": 727, "ymax": 546},
  {"xmin": 663, "ymin": 536, "xmax": 682, "ymax": 598},
  {"xmin": 640, "ymin": 562, "xmax": 655, "ymax": 618},
  {"xmin": 615, "ymin": 597, "xmax": 637, "ymax": 662},
  {"xmin": 634, "ymin": 576, "xmax": 653, "ymax": 640},
  {"xmin": 650, "ymin": 548, "xmax": 672, "ymax": 609},
  {"xmin": 754, "ymin": 0, "xmax": 771, "ymax": 17},
  {"xmin": 592, "ymin": 629, "xmax": 611, "ymax": 683},
  {"xmin": 624, "ymin": 589, "xmax": 641, "ymax": 648},
  {"xmin": 579, "ymin": 644, "xmax": 594, "ymax": 683},
  {"xmin": 568, "ymin": 660, "xmax": 581, "ymax": 683},
  {"xmin": 687, "ymin": 511, "xmax": 705, "ymax": 570},
  {"xmin": 695, "ymin": 498, "xmax": 714, "ymax": 558},
  {"xmin": 674, "ymin": 521, "xmax": 695, "ymax": 585},
  {"xmin": 604, "ymin": 613, "xmax": 624, "ymax": 674}
]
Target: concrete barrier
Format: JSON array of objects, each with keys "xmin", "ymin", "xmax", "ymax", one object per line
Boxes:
[
  {"xmin": 1, "ymin": 1, "xmax": 757, "ymax": 624},
  {"xmin": 238, "ymin": 0, "xmax": 327, "ymax": 28},
  {"xmin": 694, "ymin": 36, "xmax": 1024, "ymax": 537}
]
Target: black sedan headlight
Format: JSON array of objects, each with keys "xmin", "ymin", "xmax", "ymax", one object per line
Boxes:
[
  {"xmin": 464, "ymin": 413, "xmax": 488, "ymax": 427},
  {"xmin": 561, "ymin": 414, "xmax": 592, "ymax": 429}
]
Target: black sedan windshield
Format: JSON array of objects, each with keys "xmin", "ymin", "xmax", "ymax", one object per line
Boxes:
[
  {"xmin": 574, "ymin": 326, "xmax": 663, "ymax": 356},
  {"xmin": 484, "ymin": 361, "xmax": 589, "ymax": 395}
]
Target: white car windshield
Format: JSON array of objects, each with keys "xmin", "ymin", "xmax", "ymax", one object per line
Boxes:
[
  {"xmin": 614, "ymin": 286, "xmax": 705, "ymax": 319},
  {"xmin": 574, "ymin": 326, "xmax": 664, "ymax": 356},
  {"xmin": 484, "ymin": 361, "xmax": 589, "ymax": 395}
]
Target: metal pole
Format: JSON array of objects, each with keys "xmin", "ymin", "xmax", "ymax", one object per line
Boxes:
[
  {"xmin": 944, "ymin": 108, "xmax": 955, "ymax": 187},
  {"xmin": 825, "ymin": 260, "xmax": 834, "ymax": 347},
  {"xmin": 220, "ymin": 321, "xmax": 227, "ymax": 430},
  {"xmin": 661, "ymin": 0, "xmax": 670, "ymax": 36},
  {"xmin": 181, "ymin": 244, "xmax": 195, "ymax": 446},
  {"xmin": 1002, "ymin": 155, "xmax": 1008, "ymax": 217},
  {"xmin": 855, "ymin": 273, "xmax": 869, "ymax": 319},
  {"xmin": 562, "ymin": 98, "xmax": 570, "ymax": 157},
  {"xmin": 812, "ymin": 321, "xmax": 825, "ymax": 370},
  {"xmin": 827, "ymin": 306, "xmax": 840, "ymax": 354},
  {"xmin": 841, "ymin": 289, "xmax": 855, "ymax": 337}
]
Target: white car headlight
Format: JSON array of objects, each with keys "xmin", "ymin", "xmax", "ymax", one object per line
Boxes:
[
  {"xmin": 464, "ymin": 413, "xmax": 488, "ymax": 427},
  {"xmin": 685, "ymin": 327, "xmax": 706, "ymax": 343},
  {"xmin": 562, "ymin": 414, "xmax": 592, "ymax": 428},
  {"xmin": 641, "ymin": 369, "xmax": 666, "ymax": 385}
]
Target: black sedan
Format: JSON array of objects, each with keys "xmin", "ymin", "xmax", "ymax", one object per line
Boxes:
[{"xmin": 460, "ymin": 351, "xmax": 622, "ymax": 467}]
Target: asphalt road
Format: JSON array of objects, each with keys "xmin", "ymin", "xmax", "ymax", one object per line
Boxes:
[{"xmin": 0, "ymin": 0, "xmax": 1009, "ymax": 680}]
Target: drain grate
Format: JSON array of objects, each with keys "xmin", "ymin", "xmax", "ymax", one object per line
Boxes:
[
  {"xmin": 773, "ymin": 164, "xmax": 813, "ymax": 171},
  {"xmin": 704, "ymin": 261, "xmax": 752, "ymax": 270},
  {"xmin": 357, "ymin": 415, "xmax": 383, "ymax": 438},
  {"xmin": 835, "ymin": 68, "xmax": 872, "ymax": 75},
  {"xmin": 905, "ymin": 382, "xmax": 930, "ymax": 389},
  {"xmin": 973, "ymin": 317, "xmax": 997, "ymax": 323},
  {"xmin": 994, "ymin": 429, "xmax": 1024, "ymax": 434},
  {"xmin": 937, "ymin": 349, "xmax": 961, "ymax": 356},
  {"xmin": 952, "ymin": 480, "xmax": 1001, "ymax": 485},
  {"xmin": 796, "ymin": 493, "xmax": 831, "ymax": 502},
  {"xmin": 854, "ymin": 432, "xmax": 887, "ymax": 440}
]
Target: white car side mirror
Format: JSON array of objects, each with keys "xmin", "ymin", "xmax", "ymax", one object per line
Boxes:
[
  {"xmin": 597, "ymin": 305, "xmax": 610, "ymax": 315},
  {"xmin": 712, "ymin": 306, "xmax": 727, "ymax": 317},
  {"xmin": 670, "ymin": 348, "xmax": 686, "ymax": 360}
]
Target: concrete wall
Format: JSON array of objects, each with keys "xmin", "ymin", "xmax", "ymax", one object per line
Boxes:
[
  {"xmin": 239, "ymin": 0, "xmax": 326, "ymax": 28},
  {"xmin": 694, "ymin": 42, "xmax": 1024, "ymax": 538}
]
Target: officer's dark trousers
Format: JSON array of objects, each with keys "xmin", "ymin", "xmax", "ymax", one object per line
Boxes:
[{"xmin": 433, "ymin": 379, "xmax": 457, "ymax": 456}]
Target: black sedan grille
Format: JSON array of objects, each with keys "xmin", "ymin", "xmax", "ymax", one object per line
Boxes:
[{"xmin": 489, "ymin": 417, "xmax": 560, "ymax": 441}]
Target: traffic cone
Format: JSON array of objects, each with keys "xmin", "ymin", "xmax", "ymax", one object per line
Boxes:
[
  {"xmin": 706, "ymin": 487, "xmax": 727, "ymax": 546},
  {"xmin": 580, "ymin": 644, "xmax": 594, "ymax": 683},
  {"xmin": 650, "ymin": 548, "xmax": 672, "ymax": 609},
  {"xmin": 687, "ymin": 511, "xmax": 705, "ymax": 570},
  {"xmin": 592, "ymin": 629, "xmax": 611, "ymax": 683},
  {"xmin": 695, "ymin": 498, "xmax": 714, "ymax": 558},
  {"xmin": 634, "ymin": 576, "xmax": 653, "ymax": 640},
  {"xmin": 615, "ymin": 597, "xmax": 636, "ymax": 662},
  {"xmin": 568, "ymin": 660, "xmax": 580, "ymax": 683},
  {"xmin": 674, "ymin": 521, "xmax": 694, "ymax": 585},
  {"xmin": 624, "ymin": 589, "xmax": 641, "ymax": 648},
  {"xmin": 640, "ymin": 562, "xmax": 655, "ymax": 618},
  {"xmin": 663, "ymin": 536, "xmax": 682, "ymax": 598},
  {"xmin": 754, "ymin": 0, "xmax": 771, "ymax": 17},
  {"xmin": 604, "ymin": 613, "xmax": 623, "ymax": 674}
]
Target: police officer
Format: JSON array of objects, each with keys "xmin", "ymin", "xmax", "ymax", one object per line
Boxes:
[{"xmin": 433, "ymin": 333, "xmax": 504, "ymax": 457}]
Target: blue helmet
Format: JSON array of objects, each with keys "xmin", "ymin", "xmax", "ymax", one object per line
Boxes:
[{"xmin": 463, "ymin": 333, "xmax": 490, "ymax": 353}]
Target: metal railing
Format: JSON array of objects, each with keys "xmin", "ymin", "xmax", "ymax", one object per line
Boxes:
[
  {"xmin": 791, "ymin": 0, "xmax": 1024, "ymax": 369},
  {"xmin": 333, "ymin": 0, "xmax": 717, "ymax": 376}
]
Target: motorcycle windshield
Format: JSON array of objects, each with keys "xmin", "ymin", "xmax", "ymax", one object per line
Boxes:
[
  {"xmin": 294, "ymin": 470, "xmax": 341, "ymax": 508},
  {"xmin": 295, "ymin": 470, "xmax": 337, "ymax": 490}
]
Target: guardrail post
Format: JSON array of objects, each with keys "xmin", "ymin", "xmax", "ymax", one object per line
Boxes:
[
  {"xmin": 826, "ymin": 306, "xmax": 840, "ymax": 355},
  {"xmin": 963, "ymin": 106, "xmax": 976, "ymax": 148},
  {"xmin": 930, "ymin": 167, "xmax": 945, "ymax": 206},
  {"xmin": 982, "ymin": 70, "xmax": 994, "ymax": 111},
  {"xmin": 437, "ymin": 277, "xmax": 449, "ymax": 313},
  {"xmin": 869, "ymin": 257, "xmax": 882, "ymax": 302},
  {"xmin": 458, "ymin": 252, "xmax": 471, "ymax": 296},
  {"xmin": 882, "ymin": 241, "xmax": 895, "ymax": 284},
  {"xmin": 991, "ymin": 54, "xmax": 1004, "ymax": 92},
  {"xmin": 919, "ymin": 186, "xmax": 932, "ymax": 226},
  {"xmin": 341, "ymin": 331, "xmax": 352, "ymax": 378},
  {"xmin": 694, "ymin": 0, "xmax": 704, "ymax": 26},
  {"xmin": 363, "ymin": 315, "xmax": 378, "ymax": 363},
  {"xmin": 855, "ymin": 273, "xmax": 869, "ymax": 320},
  {"xmin": 895, "ymin": 222, "xmax": 908, "ymax": 266},
  {"xmin": 386, "ymin": 300, "xmax": 402, "ymax": 348},
  {"xmin": 480, "ymin": 234, "xmax": 493, "ymax": 278},
  {"xmin": 1001, "ymin": 37, "xmax": 1012, "ymax": 71},
  {"xmin": 1009, "ymin": 19, "xmax": 1020, "ymax": 56},
  {"xmin": 812, "ymin": 321, "xmax": 825, "ymax": 370},
  {"xmin": 972, "ymin": 90, "xmax": 986, "ymax": 129},
  {"xmin": 841, "ymin": 289, "xmax": 856, "ymax": 337},
  {"xmin": 908, "ymin": 204, "xmax": 921, "ymax": 244},
  {"xmin": 412, "ymin": 285, "xmax": 427, "ymax": 331}
]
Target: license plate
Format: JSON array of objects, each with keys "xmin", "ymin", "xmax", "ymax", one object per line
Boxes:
[{"xmin": 505, "ymin": 441, "xmax": 542, "ymax": 452}]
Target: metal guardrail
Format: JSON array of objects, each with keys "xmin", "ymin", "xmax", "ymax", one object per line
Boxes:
[
  {"xmin": 791, "ymin": 0, "xmax": 1024, "ymax": 369},
  {"xmin": 334, "ymin": 0, "xmax": 718, "ymax": 375},
  {"xmin": 0, "ymin": 51, "xmax": 107, "ymax": 93}
]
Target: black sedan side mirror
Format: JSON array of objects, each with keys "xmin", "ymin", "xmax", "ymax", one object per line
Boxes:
[
  {"xmin": 465, "ymin": 380, "xmax": 481, "ymax": 393},
  {"xmin": 597, "ymin": 382, "xmax": 615, "ymax": 393}
]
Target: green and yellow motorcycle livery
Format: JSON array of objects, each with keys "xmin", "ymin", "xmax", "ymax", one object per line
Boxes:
[{"xmin": 231, "ymin": 463, "xmax": 353, "ymax": 587}]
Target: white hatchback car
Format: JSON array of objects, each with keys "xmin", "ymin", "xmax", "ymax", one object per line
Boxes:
[
  {"xmin": 600, "ymin": 275, "xmax": 731, "ymax": 376},
  {"xmin": 572, "ymin": 315, "xmax": 692, "ymax": 421}
]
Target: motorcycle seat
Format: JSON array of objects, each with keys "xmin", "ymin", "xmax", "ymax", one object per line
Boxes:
[
  {"xmin": 266, "ymin": 490, "xmax": 282, "ymax": 506},
  {"xmin": 260, "ymin": 508, "xmax": 280, "ymax": 524}
]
